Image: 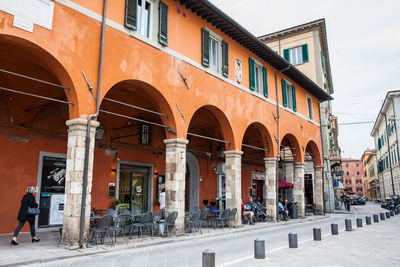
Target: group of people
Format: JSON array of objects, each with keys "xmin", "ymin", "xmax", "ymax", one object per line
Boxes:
[
  {"xmin": 278, "ymin": 199, "xmax": 290, "ymax": 221},
  {"xmin": 241, "ymin": 196, "xmax": 264, "ymax": 224}
]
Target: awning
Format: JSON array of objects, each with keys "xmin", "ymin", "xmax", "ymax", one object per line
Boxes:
[{"xmin": 278, "ymin": 179, "xmax": 294, "ymax": 189}]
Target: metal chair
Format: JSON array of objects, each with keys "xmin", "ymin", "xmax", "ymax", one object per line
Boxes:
[
  {"xmin": 129, "ymin": 212, "xmax": 152, "ymax": 238},
  {"xmin": 89, "ymin": 215, "xmax": 114, "ymax": 248},
  {"xmin": 185, "ymin": 211, "xmax": 201, "ymax": 233},
  {"xmin": 159, "ymin": 211, "xmax": 178, "ymax": 237},
  {"xmin": 229, "ymin": 208, "xmax": 237, "ymax": 228},
  {"xmin": 215, "ymin": 209, "xmax": 230, "ymax": 228},
  {"xmin": 197, "ymin": 209, "xmax": 210, "ymax": 234},
  {"xmin": 149, "ymin": 210, "xmax": 162, "ymax": 235},
  {"xmin": 108, "ymin": 214, "xmax": 130, "ymax": 245}
]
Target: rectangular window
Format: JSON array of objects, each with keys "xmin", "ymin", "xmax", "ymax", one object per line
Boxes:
[
  {"xmin": 283, "ymin": 44, "xmax": 308, "ymax": 65},
  {"xmin": 209, "ymin": 37, "xmax": 219, "ymax": 72},
  {"xmin": 254, "ymin": 64, "xmax": 262, "ymax": 94},
  {"xmin": 357, "ymin": 188, "xmax": 362, "ymax": 192},
  {"xmin": 281, "ymin": 79, "xmax": 296, "ymax": 111},
  {"xmin": 249, "ymin": 58, "xmax": 268, "ymax": 97},
  {"xmin": 356, "ymin": 171, "xmax": 360, "ymax": 175},
  {"xmin": 307, "ymin": 96, "xmax": 313, "ymax": 120},
  {"xmin": 346, "ymin": 171, "xmax": 349, "ymax": 175},
  {"xmin": 137, "ymin": 0, "xmax": 151, "ymax": 37}
]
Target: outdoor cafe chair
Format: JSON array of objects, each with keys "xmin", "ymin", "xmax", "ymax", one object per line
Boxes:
[
  {"xmin": 185, "ymin": 210, "xmax": 201, "ymax": 233},
  {"xmin": 89, "ymin": 215, "xmax": 114, "ymax": 248},
  {"xmin": 229, "ymin": 208, "xmax": 237, "ymax": 229},
  {"xmin": 215, "ymin": 209, "xmax": 230, "ymax": 228},
  {"xmin": 108, "ymin": 214, "xmax": 130, "ymax": 245},
  {"xmin": 129, "ymin": 211, "xmax": 153, "ymax": 239},
  {"xmin": 159, "ymin": 211, "xmax": 178, "ymax": 237},
  {"xmin": 148, "ymin": 210, "xmax": 163, "ymax": 235},
  {"xmin": 197, "ymin": 209, "xmax": 210, "ymax": 234}
]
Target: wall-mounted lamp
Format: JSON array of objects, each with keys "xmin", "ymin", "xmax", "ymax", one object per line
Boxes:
[
  {"xmin": 96, "ymin": 125, "xmax": 105, "ymax": 140},
  {"xmin": 111, "ymin": 168, "xmax": 116, "ymax": 173},
  {"xmin": 216, "ymin": 144, "xmax": 225, "ymax": 159}
]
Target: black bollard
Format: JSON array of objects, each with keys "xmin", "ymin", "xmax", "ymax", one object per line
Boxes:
[
  {"xmin": 254, "ymin": 239, "xmax": 265, "ymax": 259},
  {"xmin": 386, "ymin": 211, "xmax": 391, "ymax": 219},
  {"xmin": 288, "ymin": 232, "xmax": 298, "ymax": 248},
  {"xmin": 313, "ymin": 228, "xmax": 322, "ymax": 241},
  {"xmin": 356, "ymin": 218, "xmax": 363, "ymax": 228},
  {"xmin": 366, "ymin": 216, "xmax": 371, "ymax": 225},
  {"xmin": 345, "ymin": 218, "xmax": 352, "ymax": 231},
  {"xmin": 373, "ymin": 214, "xmax": 379, "ymax": 222},
  {"xmin": 380, "ymin": 212, "xmax": 385, "ymax": 220},
  {"xmin": 331, "ymin": 223, "xmax": 339, "ymax": 235},
  {"xmin": 390, "ymin": 210, "xmax": 395, "ymax": 216},
  {"xmin": 202, "ymin": 250, "xmax": 215, "ymax": 267}
]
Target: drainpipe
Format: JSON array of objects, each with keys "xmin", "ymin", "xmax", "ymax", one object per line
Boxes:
[
  {"xmin": 318, "ymin": 101, "xmax": 326, "ymax": 215},
  {"xmin": 79, "ymin": 0, "xmax": 107, "ymax": 248},
  {"xmin": 274, "ymin": 65, "xmax": 290, "ymax": 220}
]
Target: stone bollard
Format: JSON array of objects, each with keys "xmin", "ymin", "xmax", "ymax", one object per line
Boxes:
[
  {"xmin": 202, "ymin": 250, "xmax": 215, "ymax": 267},
  {"xmin": 288, "ymin": 232, "xmax": 298, "ymax": 248},
  {"xmin": 380, "ymin": 212, "xmax": 386, "ymax": 220},
  {"xmin": 356, "ymin": 218, "xmax": 363, "ymax": 228},
  {"xmin": 373, "ymin": 214, "xmax": 379, "ymax": 222},
  {"xmin": 345, "ymin": 218, "xmax": 352, "ymax": 231},
  {"xmin": 366, "ymin": 216, "xmax": 372, "ymax": 225},
  {"xmin": 313, "ymin": 228, "xmax": 322, "ymax": 241},
  {"xmin": 331, "ymin": 223, "xmax": 339, "ymax": 235},
  {"xmin": 390, "ymin": 210, "xmax": 395, "ymax": 217},
  {"xmin": 386, "ymin": 211, "xmax": 391, "ymax": 219},
  {"xmin": 254, "ymin": 239, "xmax": 265, "ymax": 259}
]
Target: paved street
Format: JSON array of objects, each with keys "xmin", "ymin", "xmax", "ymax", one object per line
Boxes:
[{"xmin": 5, "ymin": 202, "xmax": 397, "ymax": 267}]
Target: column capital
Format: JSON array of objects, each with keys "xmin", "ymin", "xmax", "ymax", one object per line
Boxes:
[
  {"xmin": 66, "ymin": 118, "xmax": 100, "ymax": 128},
  {"xmin": 264, "ymin": 157, "xmax": 277, "ymax": 163},
  {"xmin": 224, "ymin": 150, "xmax": 243, "ymax": 157},
  {"xmin": 314, "ymin": 165, "xmax": 323, "ymax": 171},
  {"xmin": 164, "ymin": 138, "xmax": 189, "ymax": 147},
  {"xmin": 294, "ymin": 162, "xmax": 305, "ymax": 167}
]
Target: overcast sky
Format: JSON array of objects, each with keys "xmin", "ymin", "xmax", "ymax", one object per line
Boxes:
[{"xmin": 209, "ymin": 0, "xmax": 400, "ymax": 159}]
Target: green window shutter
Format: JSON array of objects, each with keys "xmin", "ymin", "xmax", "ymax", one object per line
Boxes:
[
  {"xmin": 222, "ymin": 40, "xmax": 229, "ymax": 77},
  {"xmin": 378, "ymin": 138, "xmax": 381, "ymax": 149},
  {"xmin": 281, "ymin": 79, "xmax": 287, "ymax": 107},
  {"xmin": 321, "ymin": 50, "xmax": 326, "ymax": 74},
  {"xmin": 283, "ymin": 48, "xmax": 290, "ymax": 62},
  {"xmin": 249, "ymin": 58, "xmax": 255, "ymax": 91},
  {"xmin": 292, "ymin": 85, "xmax": 297, "ymax": 111},
  {"xmin": 302, "ymin": 44, "xmax": 309, "ymax": 62},
  {"xmin": 158, "ymin": 1, "xmax": 168, "ymax": 46},
  {"xmin": 262, "ymin": 66, "xmax": 268, "ymax": 97},
  {"xmin": 125, "ymin": 0, "xmax": 137, "ymax": 30},
  {"xmin": 201, "ymin": 28, "xmax": 210, "ymax": 67}
]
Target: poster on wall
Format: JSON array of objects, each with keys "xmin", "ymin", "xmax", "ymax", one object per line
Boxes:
[
  {"xmin": 49, "ymin": 194, "xmax": 64, "ymax": 225},
  {"xmin": 40, "ymin": 156, "xmax": 66, "ymax": 193}
]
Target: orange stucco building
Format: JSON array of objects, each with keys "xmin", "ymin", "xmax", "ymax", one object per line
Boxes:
[{"xmin": 0, "ymin": 0, "xmax": 330, "ymax": 247}]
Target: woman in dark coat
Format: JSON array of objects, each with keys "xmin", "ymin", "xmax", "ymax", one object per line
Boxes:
[{"xmin": 11, "ymin": 186, "xmax": 40, "ymax": 245}]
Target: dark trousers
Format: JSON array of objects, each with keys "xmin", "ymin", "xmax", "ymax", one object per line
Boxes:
[{"xmin": 13, "ymin": 219, "xmax": 35, "ymax": 237}]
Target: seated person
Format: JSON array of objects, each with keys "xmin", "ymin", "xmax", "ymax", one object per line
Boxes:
[
  {"xmin": 278, "ymin": 201, "xmax": 284, "ymax": 220},
  {"xmin": 241, "ymin": 198, "xmax": 254, "ymax": 225},
  {"xmin": 283, "ymin": 199, "xmax": 289, "ymax": 220}
]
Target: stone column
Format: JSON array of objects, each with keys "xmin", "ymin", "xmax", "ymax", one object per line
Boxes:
[
  {"xmin": 62, "ymin": 118, "xmax": 99, "ymax": 248},
  {"xmin": 225, "ymin": 150, "xmax": 243, "ymax": 226},
  {"xmin": 293, "ymin": 162, "xmax": 305, "ymax": 217},
  {"xmin": 314, "ymin": 166, "xmax": 324, "ymax": 215},
  {"xmin": 264, "ymin": 158, "xmax": 277, "ymax": 222},
  {"xmin": 164, "ymin": 138, "xmax": 188, "ymax": 233}
]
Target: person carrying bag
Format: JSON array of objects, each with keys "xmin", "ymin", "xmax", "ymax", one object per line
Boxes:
[{"xmin": 11, "ymin": 186, "xmax": 41, "ymax": 245}]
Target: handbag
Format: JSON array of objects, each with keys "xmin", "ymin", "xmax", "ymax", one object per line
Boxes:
[{"xmin": 27, "ymin": 206, "xmax": 40, "ymax": 215}]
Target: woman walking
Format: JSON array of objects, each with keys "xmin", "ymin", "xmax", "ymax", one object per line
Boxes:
[{"xmin": 11, "ymin": 186, "xmax": 40, "ymax": 245}]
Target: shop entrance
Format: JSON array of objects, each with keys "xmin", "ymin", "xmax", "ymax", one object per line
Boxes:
[
  {"xmin": 185, "ymin": 152, "xmax": 200, "ymax": 211},
  {"xmin": 304, "ymin": 174, "xmax": 314, "ymax": 205},
  {"xmin": 118, "ymin": 163, "xmax": 153, "ymax": 214},
  {"xmin": 251, "ymin": 172, "xmax": 265, "ymax": 203}
]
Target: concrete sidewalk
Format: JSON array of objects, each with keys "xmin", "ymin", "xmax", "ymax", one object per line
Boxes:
[{"xmin": 0, "ymin": 215, "xmax": 328, "ymax": 266}]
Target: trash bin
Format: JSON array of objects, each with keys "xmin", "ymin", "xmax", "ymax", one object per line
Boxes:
[{"xmin": 290, "ymin": 201, "xmax": 298, "ymax": 219}]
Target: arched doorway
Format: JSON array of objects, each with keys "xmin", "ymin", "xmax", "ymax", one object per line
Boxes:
[{"xmin": 185, "ymin": 151, "xmax": 200, "ymax": 211}]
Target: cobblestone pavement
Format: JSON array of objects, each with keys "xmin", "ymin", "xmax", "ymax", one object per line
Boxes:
[{"xmin": 1, "ymin": 202, "xmax": 392, "ymax": 267}]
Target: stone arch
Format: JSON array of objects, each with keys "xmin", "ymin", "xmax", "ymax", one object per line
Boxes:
[
  {"xmin": 186, "ymin": 105, "xmax": 235, "ymax": 150},
  {"xmin": 305, "ymin": 140, "xmax": 322, "ymax": 166},
  {"xmin": 280, "ymin": 133, "xmax": 303, "ymax": 163},
  {"xmin": 98, "ymin": 79, "xmax": 178, "ymax": 141},
  {"xmin": 240, "ymin": 122, "xmax": 275, "ymax": 159},
  {"xmin": 0, "ymin": 34, "xmax": 78, "ymax": 119}
]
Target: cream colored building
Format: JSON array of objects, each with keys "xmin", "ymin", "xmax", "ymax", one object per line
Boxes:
[
  {"xmin": 371, "ymin": 91, "xmax": 400, "ymax": 199},
  {"xmin": 259, "ymin": 19, "xmax": 340, "ymax": 212},
  {"xmin": 361, "ymin": 149, "xmax": 379, "ymax": 200}
]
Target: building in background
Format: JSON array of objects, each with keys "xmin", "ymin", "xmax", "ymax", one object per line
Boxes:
[
  {"xmin": 259, "ymin": 19, "xmax": 340, "ymax": 213},
  {"xmin": 361, "ymin": 149, "xmax": 379, "ymax": 200},
  {"xmin": 371, "ymin": 91, "xmax": 400, "ymax": 199},
  {"xmin": 341, "ymin": 158, "xmax": 365, "ymax": 196}
]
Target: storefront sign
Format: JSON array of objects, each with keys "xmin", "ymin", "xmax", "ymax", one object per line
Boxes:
[
  {"xmin": 108, "ymin": 183, "xmax": 116, "ymax": 198},
  {"xmin": 252, "ymin": 172, "xmax": 265, "ymax": 181}
]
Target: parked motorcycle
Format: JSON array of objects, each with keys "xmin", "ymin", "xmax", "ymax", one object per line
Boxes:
[{"xmin": 381, "ymin": 195, "xmax": 400, "ymax": 210}]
